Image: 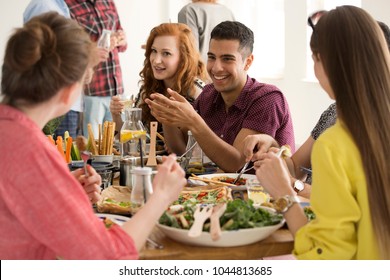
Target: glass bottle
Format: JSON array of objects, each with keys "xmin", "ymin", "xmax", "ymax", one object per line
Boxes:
[
  {"xmin": 120, "ymin": 108, "xmax": 147, "ymax": 158},
  {"xmin": 180, "ymin": 131, "xmax": 195, "ymax": 170},
  {"xmin": 97, "ymin": 29, "xmax": 111, "ymax": 50},
  {"xmin": 130, "ymin": 167, "xmax": 153, "ymax": 215},
  {"xmin": 180, "ymin": 130, "xmax": 203, "ymax": 172}
]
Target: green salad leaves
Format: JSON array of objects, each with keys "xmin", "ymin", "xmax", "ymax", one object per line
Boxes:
[{"xmin": 159, "ymin": 200, "xmax": 283, "ymax": 231}]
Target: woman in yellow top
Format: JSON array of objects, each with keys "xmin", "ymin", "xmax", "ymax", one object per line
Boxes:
[{"xmin": 255, "ymin": 6, "xmax": 390, "ymax": 259}]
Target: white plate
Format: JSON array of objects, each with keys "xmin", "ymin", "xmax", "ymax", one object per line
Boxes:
[
  {"xmin": 192, "ymin": 173, "xmax": 257, "ymax": 191},
  {"xmin": 156, "ymin": 220, "xmax": 284, "ymax": 247},
  {"xmin": 95, "ymin": 213, "xmax": 130, "ymax": 226}
]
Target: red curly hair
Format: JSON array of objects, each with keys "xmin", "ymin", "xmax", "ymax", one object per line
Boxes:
[{"xmin": 137, "ymin": 23, "xmax": 207, "ymax": 127}]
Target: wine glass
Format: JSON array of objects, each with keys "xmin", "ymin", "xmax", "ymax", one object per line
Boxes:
[{"xmin": 118, "ymin": 93, "xmax": 134, "ymax": 111}]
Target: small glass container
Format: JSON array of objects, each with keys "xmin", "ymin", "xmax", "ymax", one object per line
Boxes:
[
  {"xmin": 246, "ymin": 179, "xmax": 270, "ymax": 206},
  {"xmin": 130, "ymin": 167, "xmax": 153, "ymax": 214}
]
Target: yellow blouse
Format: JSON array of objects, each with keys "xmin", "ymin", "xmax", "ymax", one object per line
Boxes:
[{"xmin": 293, "ymin": 121, "xmax": 379, "ymax": 259}]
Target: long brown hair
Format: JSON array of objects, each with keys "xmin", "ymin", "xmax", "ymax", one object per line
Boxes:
[
  {"xmin": 138, "ymin": 23, "xmax": 207, "ymax": 126},
  {"xmin": 311, "ymin": 6, "xmax": 390, "ymax": 258},
  {"xmin": 1, "ymin": 12, "xmax": 94, "ymax": 107}
]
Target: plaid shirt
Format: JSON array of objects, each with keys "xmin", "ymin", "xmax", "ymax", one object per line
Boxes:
[{"xmin": 65, "ymin": 0, "xmax": 127, "ymax": 97}]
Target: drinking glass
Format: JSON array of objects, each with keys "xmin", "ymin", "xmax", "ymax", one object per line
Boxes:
[
  {"xmin": 97, "ymin": 29, "xmax": 112, "ymax": 50},
  {"xmin": 97, "ymin": 169, "xmax": 113, "ymax": 191},
  {"xmin": 246, "ymin": 179, "xmax": 270, "ymax": 205},
  {"xmin": 118, "ymin": 93, "xmax": 134, "ymax": 110}
]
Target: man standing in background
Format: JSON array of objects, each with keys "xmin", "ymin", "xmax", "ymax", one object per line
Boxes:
[
  {"xmin": 65, "ymin": 0, "xmax": 127, "ymax": 137},
  {"xmin": 178, "ymin": 0, "xmax": 235, "ymax": 63},
  {"xmin": 23, "ymin": 0, "xmax": 83, "ymax": 138}
]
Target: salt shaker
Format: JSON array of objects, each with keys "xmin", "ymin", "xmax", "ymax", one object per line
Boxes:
[{"xmin": 130, "ymin": 167, "xmax": 153, "ymax": 214}]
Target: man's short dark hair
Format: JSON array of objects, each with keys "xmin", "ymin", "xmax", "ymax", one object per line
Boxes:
[
  {"xmin": 210, "ymin": 21, "xmax": 254, "ymax": 55},
  {"xmin": 378, "ymin": 21, "xmax": 390, "ymax": 50}
]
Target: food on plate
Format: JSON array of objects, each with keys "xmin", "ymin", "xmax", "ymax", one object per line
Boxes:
[
  {"xmin": 102, "ymin": 217, "xmax": 115, "ymax": 229},
  {"xmin": 97, "ymin": 185, "xmax": 132, "ymax": 215},
  {"xmin": 172, "ymin": 186, "xmax": 232, "ymax": 205},
  {"xmin": 159, "ymin": 200, "xmax": 283, "ymax": 232},
  {"xmin": 211, "ymin": 175, "xmax": 247, "ymax": 186},
  {"xmin": 187, "ymin": 166, "xmax": 205, "ymax": 174},
  {"xmin": 185, "ymin": 162, "xmax": 217, "ymax": 175},
  {"xmin": 246, "ymin": 185, "xmax": 270, "ymax": 205},
  {"xmin": 76, "ymin": 135, "xmax": 88, "ymax": 153},
  {"xmin": 98, "ymin": 198, "xmax": 132, "ymax": 214},
  {"xmin": 304, "ymin": 206, "xmax": 316, "ymax": 221}
]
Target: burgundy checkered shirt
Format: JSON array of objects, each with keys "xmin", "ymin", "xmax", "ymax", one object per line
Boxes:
[{"xmin": 194, "ymin": 76, "xmax": 296, "ymax": 152}]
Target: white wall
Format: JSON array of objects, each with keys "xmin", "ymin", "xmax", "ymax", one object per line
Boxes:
[{"xmin": 1, "ymin": 0, "xmax": 389, "ymax": 146}]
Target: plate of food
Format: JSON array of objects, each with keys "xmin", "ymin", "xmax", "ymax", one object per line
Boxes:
[
  {"xmin": 190, "ymin": 173, "xmax": 257, "ymax": 191},
  {"xmin": 157, "ymin": 200, "xmax": 284, "ymax": 247},
  {"xmin": 171, "ymin": 186, "xmax": 232, "ymax": 205},
  {"xmin": 185, "ymin": 162, "xmax": 218, "ymax": 176},
  {"xmin": 96, "ymin": 185, "xmax": 132, "ymax": 215},
  {"xmin": 96, "ymin": 213, "xmax": 130, "ymax": 226}
]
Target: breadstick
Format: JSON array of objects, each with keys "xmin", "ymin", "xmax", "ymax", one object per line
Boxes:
[
  {"xmin": 98, "ymin": 124, "xmax": 102, "ymax": 155},
  {"xmin": 156, "ymin": 132, "xmax": 165, "ymax": 142},
  {"xmin": 87, "ymin": 123, "xmax": 98, "ymax": 155},
  {"xmin": 106, "ymin": 122, "xmax": 113, "ymax": 155},
  {"xmin": 189, "ymin": 174, "xmax": 236, "ymax": 187},
  {"xmin": 102, "ymin": 121, "xmax": 108, "ymax": 156},
  {"xmin": 108, "ymin": 122, "xmax": 115, "ymax": 155}
]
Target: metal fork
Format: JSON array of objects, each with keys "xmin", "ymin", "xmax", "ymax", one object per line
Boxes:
[
  {"xmin": 233, "ymin": 161, "xmax": 250, "ymax": 184},
  {"xmin": 146, "ymin": 238, "xmax": 164, "ymax": 249},
  {"xmin": 188, "ymin": 204, "xmax": 213, "ymax": 238}
]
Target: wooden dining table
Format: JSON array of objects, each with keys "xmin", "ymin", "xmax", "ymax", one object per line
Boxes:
[{"xmin": 140, "ymin": 226, "xmax": 294, "ymax": 260}]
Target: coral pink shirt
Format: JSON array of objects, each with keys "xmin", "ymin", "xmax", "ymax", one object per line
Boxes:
[{"xmin": 0, "ymin": 105, "xmax": 137, "ymax": 259}]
